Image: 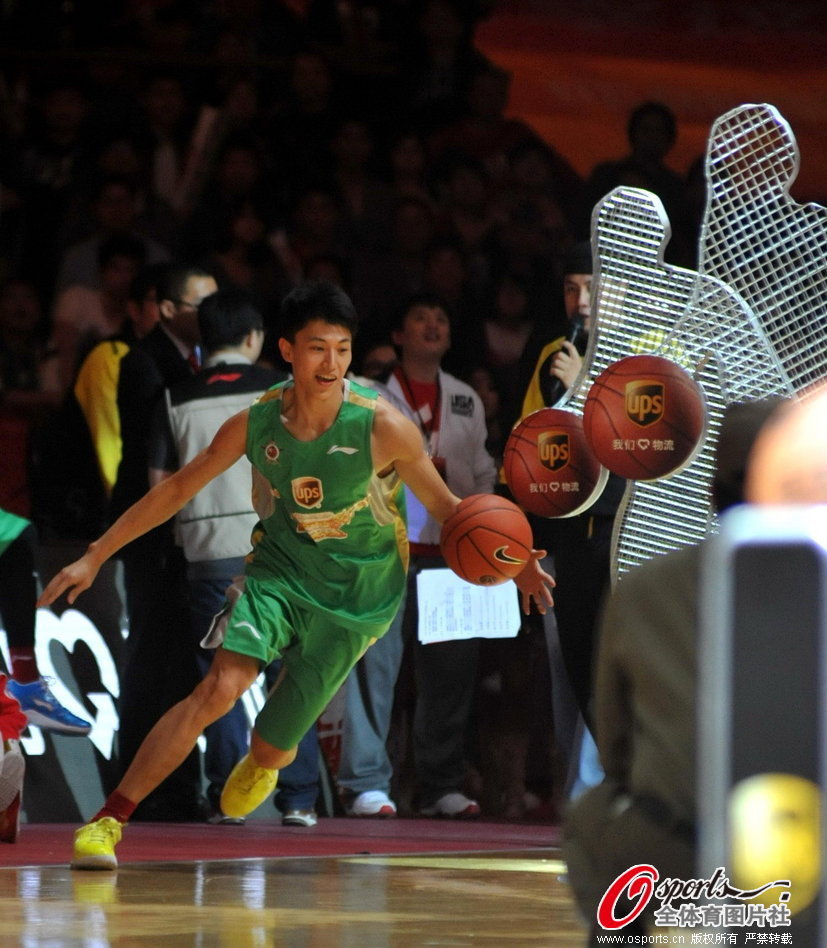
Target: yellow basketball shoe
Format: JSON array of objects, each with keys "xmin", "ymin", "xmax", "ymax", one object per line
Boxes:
[
  {"xmin": 220, "ymin": 754, "xmax": 279, "ymax": 819},
  {"xmin": 71, "ymin": 817, "xmax": 123, "ymax": 870}
]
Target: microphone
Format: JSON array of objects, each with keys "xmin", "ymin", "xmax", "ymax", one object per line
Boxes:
[
  {"xmin": 540, "ymin": 315, "xmax": 586, "ymax": 406},
  {"xmin": 565, "ymin": 314, "xmax": 587, "ymax": 353}
]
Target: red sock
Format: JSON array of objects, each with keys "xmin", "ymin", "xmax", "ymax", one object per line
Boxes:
[
  {"xmin": 91, "ymin": 791, "xmax": 137, "ymax": 825},
  {"xmin": 9, "ymin": 648, "xmax": 39, "ymax": 684}
]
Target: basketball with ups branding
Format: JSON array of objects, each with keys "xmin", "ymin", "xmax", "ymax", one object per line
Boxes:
[
  {"xmin": 440, "ymin": 493, "xmax": 533, "ymax": 586},
  {"xmin": 583, "ymin": 354, "xmax": 706, "ymax": 480},
  {"xmin": 503, "ymin": 408, "xmax": 607, "ymax": 518}
]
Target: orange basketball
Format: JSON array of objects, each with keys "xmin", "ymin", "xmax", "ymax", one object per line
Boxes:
[
  {"xmin": 583, "ymin": 354, "xmax": 706, "ymax": 480},
  {"xmin": 503, "ymin": 408, "xmax": 607, "ymax": 518},
  {"xmin": 440, "ymin": 493, "xmax": 533, "ymax": 586}
]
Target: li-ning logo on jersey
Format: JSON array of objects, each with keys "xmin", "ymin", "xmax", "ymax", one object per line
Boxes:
[
  {"xmin": 264, "ymin": 441, "xmax": 280, "ymax": 463},
  {"xmin": 625, "ymin": 381, "xmax": 664, "ymax": 427},
  {"xmin": 292, "ymin": 476, "xmax": 324, "ymax": 509},
  {"xmin": 232, "ymin": 621, "xmax": 262, "ymax": 641},
  {"xmin": 537, "ymin": 432, "xmax": 570, "ymax": 471},
  {"xmin": 327, "ymin": 444, "xmax": 359, "ymax": 455}
]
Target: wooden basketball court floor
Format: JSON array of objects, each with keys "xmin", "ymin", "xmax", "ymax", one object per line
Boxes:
[{"xmin": 0, "ymin": 818, "xmax": 588, "ymax": 945}]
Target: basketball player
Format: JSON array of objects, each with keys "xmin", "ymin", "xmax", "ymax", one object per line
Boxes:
[{"xmin": 38, "ymin": 281, "xmax": 554, "ymax": 870}]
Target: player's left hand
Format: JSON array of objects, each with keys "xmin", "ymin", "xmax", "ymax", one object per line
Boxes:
[{"xmin": 514, "ymin": 550, "xmax": 555, "ymax": 614}]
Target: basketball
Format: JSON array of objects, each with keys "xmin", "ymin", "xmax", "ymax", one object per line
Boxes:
[
  {"xmin": 729, "ymin": 772, "xmax": 820, "ymax": 915},
  {"xmin": 583, "ymin": 354, "xmax": 706, "ymax": 480},
  {"xmin": 440, "ymin": 493, "xmax": 533, "ymax": 586},
  {"xmin": 503, "ymin": 408, "xmax": 607, "ymax": 518}
]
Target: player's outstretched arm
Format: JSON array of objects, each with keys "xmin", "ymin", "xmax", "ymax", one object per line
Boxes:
[
  {"xmin": 373, "ymin": 399, "xmax": 555, "ymax": 614},
  {"xmin": 371, "ymin": 398, "xmax": 461, "ymax": 524},
  {"xmin": 38, "ymin": 410, "xmax": 249, "ymax": 607}
]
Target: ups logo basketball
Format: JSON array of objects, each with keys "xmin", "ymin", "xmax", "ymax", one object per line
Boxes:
[
  {"xmin": 537, "ymin": 432, "xmax": 570, "ymax": 471},
  {"xmin": 625, "ymin": 380, "xmax": 664, "ymax": 427},
  {"xmin": 292, "ymin": 477, "xmax": 324, "ymax": 509}
]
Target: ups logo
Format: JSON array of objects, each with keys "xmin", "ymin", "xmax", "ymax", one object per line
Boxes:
[
  {"xmin": 538, "ymin": 432, "xmax": 570, "ymax": 471},
  {"xmin": 625, "ymin": 380, "xmax": 664, "ymax": 427},
  {"xmin": 292, "ymin": 476, "xmax": 324, "ymax": 509}
]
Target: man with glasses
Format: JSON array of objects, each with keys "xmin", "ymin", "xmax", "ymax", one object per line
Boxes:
[{"xmin": 111, "ymin": 264, "xmax": 218, "ymax": 822}]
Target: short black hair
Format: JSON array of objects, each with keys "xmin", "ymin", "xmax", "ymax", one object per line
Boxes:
[
  {"xmin": 562, "ymin": 240, "xmax": 593, "ymax": 276},
  {"xmin": 280, "ymin": 280, "xmax": 358, "ymax": 342},
  {"xmin": 156, "ymin": 264, "xmax": 214, "ymax": 306},
  {"xmin": 197, "ymin": 288, "xmax": 264, "ymax": 353},
  {"xmin": 391, "ymin": 291, "xmax": 453, "ymax": 333}
]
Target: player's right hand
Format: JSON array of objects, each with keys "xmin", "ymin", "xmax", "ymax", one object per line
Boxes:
[{"xmin": 37, "ymin": 555, "xmax": 100, "ymax": 607}]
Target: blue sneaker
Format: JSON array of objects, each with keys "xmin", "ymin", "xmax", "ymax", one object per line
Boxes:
[{"xmin": 6, "ymin": 678, "xmax": 92, "ymax": 735}]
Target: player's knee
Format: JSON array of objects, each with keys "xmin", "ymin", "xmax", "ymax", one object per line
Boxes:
[{"xmin": 198, "ymin": 666, "xmax": 250, "ymax": 718}]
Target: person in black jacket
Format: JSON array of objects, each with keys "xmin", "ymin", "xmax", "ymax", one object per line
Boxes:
[{"xmin": 112, "ymin": 263, "xmax": 217, "ymax": 821}]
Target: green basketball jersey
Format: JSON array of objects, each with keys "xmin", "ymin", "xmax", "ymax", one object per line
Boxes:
[
  {"xmin": 244, "ymin": 378, "xmax": 408, "ymax": 635},
  {"xmin": 0, "ymin": 508, "xmax": 30, "ymax": 556}
]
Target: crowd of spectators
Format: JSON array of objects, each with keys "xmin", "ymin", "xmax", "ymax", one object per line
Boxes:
[
  {"xmin": 0, "ymin": 1, "xmax": 708, "ymax": 519},
  {"xmin": 0, "ymin": 0, "xmax": 706, "ymax": 819}
]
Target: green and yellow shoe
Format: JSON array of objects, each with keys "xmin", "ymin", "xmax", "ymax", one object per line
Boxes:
[
  {"xmin": 71, "ymin": 817, "xmax": 123, "ymax": 870},
  {"xmin": 220, "ymin": 754, "xmax": 278, "ymax": 819}
]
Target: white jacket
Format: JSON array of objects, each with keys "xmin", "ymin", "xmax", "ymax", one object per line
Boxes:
[{"xmin": 379, "ymin": 369, "xmax": 496, "ymax": 546}]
